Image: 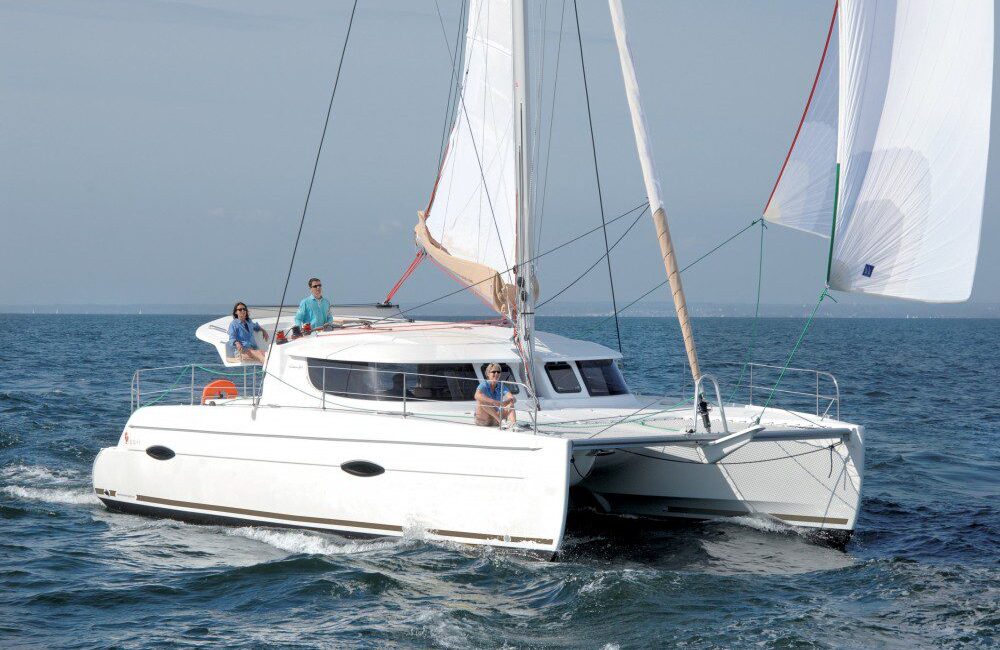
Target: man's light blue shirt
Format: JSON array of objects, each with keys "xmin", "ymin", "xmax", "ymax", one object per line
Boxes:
[{"xmin": 295, "ymin": 295, "xmax": 332, "ymax": 328}]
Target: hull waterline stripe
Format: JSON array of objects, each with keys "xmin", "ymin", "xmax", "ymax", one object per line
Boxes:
[
  {"xmin": 669, "ymin": 506, "xmax": 848, "ymax": 526},
  {"xmin": 130, "ymin": 494, "xmax": 553, "ymax": 545}
]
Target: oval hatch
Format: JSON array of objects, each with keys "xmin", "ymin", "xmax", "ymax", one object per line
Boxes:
[
  {"xmin": 146, "ymin": 445, "xmax": 176, "ymax": 461},
  {"xmin": 341, "ymin": 460, "xmax": 384, "ymax": 477}
]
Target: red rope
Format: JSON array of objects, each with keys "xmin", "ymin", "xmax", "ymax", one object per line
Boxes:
[
  {"xmin": 383, "ymin": 250, "xmax": 427, "ymax": 304},
  {"xmin": 762, "ymin": 1, "xmax": 839, "ymax": 215}
]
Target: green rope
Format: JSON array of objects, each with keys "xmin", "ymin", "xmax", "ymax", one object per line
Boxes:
[
  {"xmin": 140, "ymin": 367, "xmax": 191, "ymax": 407},
  {"xmin": 728, "ymin": 219, "xmax": 766, "ymax": 402},
  {"xmin": 754, "ymin": 287, "xmax": 828, "ymax": 423}
]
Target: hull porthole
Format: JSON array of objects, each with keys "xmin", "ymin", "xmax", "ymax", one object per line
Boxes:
[
  {"xmin": 146, "ymin": 445, "xmax": 176, "ymax": 461},
  {"xmin": 341, "ymin": 460, "xmax": 384, "ymax": 477}
]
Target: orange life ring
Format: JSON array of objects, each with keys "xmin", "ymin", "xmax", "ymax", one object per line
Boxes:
[{"xmin": 201, "ymin": 379, "xmax": 238, "ymax": 404}]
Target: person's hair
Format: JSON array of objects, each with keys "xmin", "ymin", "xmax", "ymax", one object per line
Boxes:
[
  {"xmin": 308, "ymin": 277, "xmax": 321, "ymax": 288},
  {"xmin": 232, "ymin": 302, "xmax": 250, "ymax": 320},
  {"xmin": 485, "ymin": 363, "xmax": 502, "ymax": 374}
]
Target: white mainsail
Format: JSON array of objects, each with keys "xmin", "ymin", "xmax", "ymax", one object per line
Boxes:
[
  {"xmin": 762, "ymin": 5, "xmax": 839, "ymax": 237},
  {"xmin": 765, "ymin": 0, "xmax": 993, "ymax": 303},
  {"xmin": 416, "ymin": 0, "xmax": 519, "ymax": 314}
]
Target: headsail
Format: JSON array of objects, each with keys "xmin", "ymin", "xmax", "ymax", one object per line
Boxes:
[
  {"xmin": 416, "ymin": 0, "xmax": 518, "ymax": 315},
  {"xmin": 764, "ymin": 0, "xmax": 993, "ymax": 303},
  {"xmin": 762, "ymin": 3, "xmax": 839, "ymax": 237},
  {"xmin": 830, "ymin": 0, "xmax": 993, "ymax": 302}
]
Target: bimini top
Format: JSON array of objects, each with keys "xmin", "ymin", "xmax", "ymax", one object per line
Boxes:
[{"xmin": 196, "ymin": 310, "xmax": 620, "ymax": 367}]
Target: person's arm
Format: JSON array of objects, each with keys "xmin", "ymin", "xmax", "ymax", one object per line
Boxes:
[
  {"xmin": 294, "ymin": 299, "xmax": 308, "ymax": 327},
  {"xmin": 475, "ymin": 387, "xmax": 501, "ymax": 407},
  {"xmin": 227, "ymin": 320, "xmax": 243, "ymax": 351},
  {"xmin": 252, "ymin": 319, "xmax": 269, "ymax": 341},
  {"xmin": 323, "ymin": 298, "xmax": 333, "ymax": 325}
]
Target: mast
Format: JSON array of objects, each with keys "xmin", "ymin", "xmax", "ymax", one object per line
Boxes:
[
  {"xmin": 512, "ymin": 0, "xmax": 538, "ymax": 398},
  {"xmin": 607, "ymin": 0, "xmax": 701, "ymax": 382}
]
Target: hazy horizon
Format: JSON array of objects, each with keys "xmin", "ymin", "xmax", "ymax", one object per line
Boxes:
[{"xmin": 3, "ymin": 1, "xmax": 999, "ymax": 313}]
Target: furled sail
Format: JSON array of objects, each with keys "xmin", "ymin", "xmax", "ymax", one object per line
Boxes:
[
  {"xmin": 765, "ymin": 0, "xmax": 993, "ymax": 303},
  {"xmin": 416, "ymin": 0, "xmax": 518, "ymax": 315},
  {"xmin": 762, "ymin": 4, "xmax": 839, "ymax": 237},
  {"xmin": 830, "ymin": 0, "xmax": 993, "ymax": 302}
]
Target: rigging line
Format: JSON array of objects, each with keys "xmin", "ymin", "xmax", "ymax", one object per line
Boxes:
[
  {"xmin": 257, "ymin": 0, "xmax": 360, "ymax": 407},
  {"xmin": 433, "ymin": 0, "xmax": 467, "ymax": 172},
  {"xmin": 573, "ymin": 0, "xmax": 622, "ymax": 354},
  {"xmin": 536, "ymin": 0, "xmax": 568, "ymax": 246},
  {"xmin": 754, "ymin": 287, "xmax": 828, "ymax": 424},
  {"xmin": 445, "ymin": 17, "xmax": 512, "ymax": 278},
  {"xmin": 728, "ymin": 219, "xmax": 767, "ymax": 402},
  {"xmin": 593, "ymin": 218, "xmax": 762, "ymax": 328},
  {"xmin": 396, "ymin": 199, "xmax": 647, "ymax": 318},
  {"xmin": 537, "ymin": 204, "xmax": 649, "ymax": 309}
]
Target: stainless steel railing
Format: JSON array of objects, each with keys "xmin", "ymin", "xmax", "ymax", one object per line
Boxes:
[
  {"xmin": 312, "ymin": 364, "xmax": 538, "ymax": 429},
  {"xmin": 130, "ymin": 362, "xmax": 538, "ymax": 429},
  {"xmin": 131, "ymin": 363, "xmax": 264, "ymax": 412},
  {"xmin": 716, "ymin": 361, "xmax": 840, "ymax": 419}
]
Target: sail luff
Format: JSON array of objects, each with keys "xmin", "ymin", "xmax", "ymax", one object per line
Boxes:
[{"xmin": 608, "ymin": 0, "xmax": 701, "ymax": 381}]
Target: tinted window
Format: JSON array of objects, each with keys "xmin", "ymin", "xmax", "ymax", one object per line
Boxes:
[
  {"xmin": 545, "ymin": 361, "xmax": 581, "ymax": 394},
  {"xmin": 308, "ymin": 360, "xmax": 478, "ymax": 401},
  {"xmin": 479, "ymin": 363, "xmax": 520, "ymax": 394},
  {"xmin": 576, "ymin": 360, "xmax": 629, "ymax": 396}
]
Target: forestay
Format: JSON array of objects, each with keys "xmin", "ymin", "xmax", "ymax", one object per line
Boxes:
[
  {"xmin": 416, "ymin": 0, "xmax": 518, "ymax": 314},
  {"xmin": 765, "ymin": 0, "xmax": 993, "ymax": 303}
]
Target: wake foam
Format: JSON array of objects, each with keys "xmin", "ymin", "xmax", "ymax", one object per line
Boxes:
[
  {"xmin": 227, "ymin": 526, "xmax": 406, "ymax": 556},
  {"xmin": 2, "ymin": 485, "xmax": 98, "ymax": 505},
  {"xmin": 1, "ymin": 464, "xmax": 79, "ymax": 485}
]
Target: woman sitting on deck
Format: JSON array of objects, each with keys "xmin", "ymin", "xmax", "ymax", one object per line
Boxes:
[{"xmin": 228, "ymin": 302, "xmax": 268, "ymax": 364}]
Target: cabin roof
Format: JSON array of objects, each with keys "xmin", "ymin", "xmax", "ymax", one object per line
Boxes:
[{"xmin": 196, "ymin": 314, "xmax": 620, "ymax": 366}]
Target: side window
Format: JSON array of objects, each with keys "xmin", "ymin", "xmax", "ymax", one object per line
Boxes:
[
  {"xmin": 479, "ymin": 363, "xmax": 520, "ymax": 394},
  {"xmin": 576, "ymin": 359, "xmax": 629, "ymax": 396},
  {"xmin": 307, "ymin": 360, "xmax": 377, "ymax": 399},
  {"xmin": 307, "ymin": 359, "xmax": 478, "ymax": 401},
  {"xmin": 545, "ymin": 361, "xmax": 581, "ymax": 394}
]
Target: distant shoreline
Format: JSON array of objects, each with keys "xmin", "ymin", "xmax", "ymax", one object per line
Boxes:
[{"xmin": 3, "ymin": 302, "xmax": 998, "ymax": 319}]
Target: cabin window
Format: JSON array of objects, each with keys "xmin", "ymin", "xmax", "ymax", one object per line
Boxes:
[
  {"xmin": 576, "ymin": 359, "xmax": 629, "ymax": 396},
  {"xmin": 479, "ymin": 362, "xmax": 520, "ymax": 394},
  {"xmin": 545, "ymin": 361, "xmax": 581, "ymax": 394},
  {"xmin": 307, "ymin": 359, "xmax": 478, "ymax": 401}
]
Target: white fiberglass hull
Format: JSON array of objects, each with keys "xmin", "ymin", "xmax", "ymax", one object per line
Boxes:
[
  {"xmin": 575, "ymin": 418, "xmax": 864, "ymax": 543},
  {"xmin": 93, "ymin": 404, "xmax": 572, "ymax": 555},
  {"xmin": 93, "ymin": 401, "xmax": 862, "ymax": 553}
]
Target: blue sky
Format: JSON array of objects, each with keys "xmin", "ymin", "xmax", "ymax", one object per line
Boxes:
[{"xmin": 2, "ymin": 0, "xmax": 997, "ymax": 312}]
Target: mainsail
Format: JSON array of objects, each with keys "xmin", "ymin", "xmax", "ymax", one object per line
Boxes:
[
  {"xmin": 765, "ymin": 0, "xmax": 993, "ymax": 303},
  {"xmin": 416, "ymin": 0, "xmax": 519, "ymax": 315}
]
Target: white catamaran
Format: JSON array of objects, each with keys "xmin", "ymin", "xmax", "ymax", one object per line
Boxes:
[{"xmin": 93, "ymin": 0, "xmax": 992, "ymax": 556}]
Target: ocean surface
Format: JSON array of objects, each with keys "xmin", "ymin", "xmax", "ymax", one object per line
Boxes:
[{"xmin": 1, "ymin": 314, "xmax": 997, "ymax": 648}]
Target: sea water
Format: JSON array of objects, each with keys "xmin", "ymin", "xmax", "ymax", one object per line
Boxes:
[{"xmin": 0, "ymin": 314, "xmax": 996, "ymax": 648}]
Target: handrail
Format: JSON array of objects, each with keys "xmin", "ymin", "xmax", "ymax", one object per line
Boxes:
[
  {"xmin": 716, "ymin": 361, "xmax": 840, "ymax": 420},
  {"xmin": 315, "ymin": 365, "xmax": 538, "ymax": 430},
  {"xmin": 129, "ymin": 362, "xmax": 538, "ymax": 430},
  {"xmin": 693, "ymin": 374, "xmax": 729, "ymax": 434}
]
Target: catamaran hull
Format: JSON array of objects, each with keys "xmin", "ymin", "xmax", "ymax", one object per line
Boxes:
[
  {"xmin": 92, "ymin": 405, "xmax": 572, "ymax": 555},
  {"xmin": 578, "ymin": 429, "xmax": 864, "ymax": 540}
]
